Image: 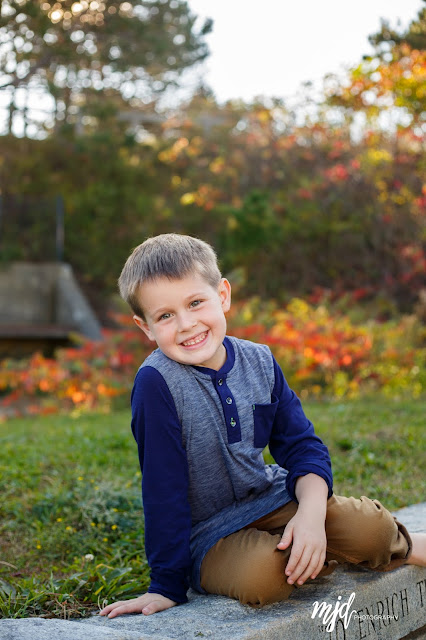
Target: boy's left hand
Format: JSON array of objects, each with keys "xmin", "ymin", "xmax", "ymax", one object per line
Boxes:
[{"xmin": 277, "ymin": 508, "xmax": 327, "ymax": 586}]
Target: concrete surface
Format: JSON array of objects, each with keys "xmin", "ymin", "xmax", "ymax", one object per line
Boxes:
[{"xmin": 1, "ymin": 503, "xmax": 425, "ymax": 640}]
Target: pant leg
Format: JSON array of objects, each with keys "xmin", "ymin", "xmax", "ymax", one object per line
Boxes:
[
  {"xmin": 200, "ymin": 525, "xmax": 295, "ymax": 606},
  {"xmin": 200, "ymin": 494, "xmax": 412, "ymax": 606},
  {"xmin": 323, "ymin": 494, "xmax": 412, "ymax": 571},
  {"xmin": 246, "ymin": 494, "xmax": 412, "ymax": 571},
  {"xmin": 200, "ymin": 500, "xmax": 323, "ymax": 606}
]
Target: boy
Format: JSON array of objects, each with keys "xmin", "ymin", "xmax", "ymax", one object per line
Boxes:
[{"xmin": 101, "ymin": 234, "xmax": 425, "ymax": 619}]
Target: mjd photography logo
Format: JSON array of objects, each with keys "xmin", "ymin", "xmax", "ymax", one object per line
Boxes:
[
  {"xmin": 311, "ymin": 592, "xmax": 357, "ymax": 633},
  {"xmin": 311, "ymin": 592, "xmax": 397, "ymax": 633}
]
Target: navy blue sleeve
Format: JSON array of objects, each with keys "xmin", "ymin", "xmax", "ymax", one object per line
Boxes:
[
  {"xmin": 131, "ymin": 366, "xmax": 192, "ymax": 603},
  {"xmin": 269, "ymin": 355, "xmax": 333, "ymax": 501}
]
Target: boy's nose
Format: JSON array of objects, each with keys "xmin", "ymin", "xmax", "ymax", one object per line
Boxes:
[{"xmin": 177, "ymin": 312, "xmax": 197, "ymax": 332}]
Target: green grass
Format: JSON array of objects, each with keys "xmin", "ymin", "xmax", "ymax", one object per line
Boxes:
[
  {"xmin": 301, "ymin": 396, "xmax": 425, "ymax": 507},
  {"xmin": 0, "ymin": 396, "xmax": 424, "ymax": 618},
  {"xmin": 0, "ymin": 411, "xmax": 149, "ymax": 619}
]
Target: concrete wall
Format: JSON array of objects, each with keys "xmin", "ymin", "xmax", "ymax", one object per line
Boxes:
[{"xmin": 0, "ymin": 262, "xmax": 102, "ymax": 340}]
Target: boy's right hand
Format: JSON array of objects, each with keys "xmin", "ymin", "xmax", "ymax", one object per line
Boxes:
[{"xmin": 99, "ymin": 593, "xmax": 177, "ymax": 618}]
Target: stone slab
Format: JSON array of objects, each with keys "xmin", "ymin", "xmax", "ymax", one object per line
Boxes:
[
  {"xmin": 0, "ymin": 618, "xmax": 144, "ymax": 640},
  {"xmin": 0, "ymin": 261, "xmax": 102, "ymax": 342},
  {"xmin": 1, "ymin": 503, "xmax": 425, "ymax": 640},
  {"xmin": 56, "ymin": 263, "xmax": 102, "ymax": 340}
]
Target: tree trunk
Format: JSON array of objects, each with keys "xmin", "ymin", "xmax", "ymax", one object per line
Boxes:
[{"xmin": 8, "ymin": 88, "xmax": 16, "ymax": 135}]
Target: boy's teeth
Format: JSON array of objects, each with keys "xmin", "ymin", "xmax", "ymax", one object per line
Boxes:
[{"xmin": 183, "ymin": 332, "xmax": 207, "ymax": 346}]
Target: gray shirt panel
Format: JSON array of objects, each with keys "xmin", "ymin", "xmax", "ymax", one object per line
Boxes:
[{"xmin": 141, "ymin": 336, "xmax": 282, "ymax": 523}]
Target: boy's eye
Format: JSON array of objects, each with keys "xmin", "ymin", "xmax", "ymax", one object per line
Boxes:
[
  {"xmin": 190, "ymin": 300, "xmax": 202, "ymax": 308},
  {"xmin": 159, "ymin": 312, "xmax": 172, "ymax": 321}
]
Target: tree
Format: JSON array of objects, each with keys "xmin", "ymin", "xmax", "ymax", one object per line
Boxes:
[
  {"xmin": 0, "ymin": 0, "xmax": 212, "ymax": 135},
  {"xmin": 368, "ymin": 2, "xmax": 426, "ymax": 52},
  {"xmin": 324, "ymin": 4, "xmax": 426, "ymax": 131}
]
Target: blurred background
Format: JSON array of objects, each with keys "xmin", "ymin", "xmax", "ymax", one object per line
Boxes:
[{"xmin": 0, "ymin": 0, "xmax": 425, "ymax": 413}]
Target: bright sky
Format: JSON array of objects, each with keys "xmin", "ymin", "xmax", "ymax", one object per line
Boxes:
[{"xmin": 187, "ymin": 0, "xmax": 424, "ymax": 103}]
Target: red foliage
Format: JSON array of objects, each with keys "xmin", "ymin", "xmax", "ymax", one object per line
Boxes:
[
  {"xmin": 324, "ymin": 163, "xmax": 350, "ymax": 182},
  {"xmin": 0, "ymin": 324, "xmax": 152, "ymax": 418},
  {"xmin": 0, "ymin": 298, "xmax": 424, "ymax": 418}
]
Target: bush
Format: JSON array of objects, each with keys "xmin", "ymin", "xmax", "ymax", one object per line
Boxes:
[
  {"xmin": 1, "ymin": 299, "xmax": 424, "ymax": 419},
  {"xmin": 228, "ymin": 297, "xmax": 425, "ymax": 399}
]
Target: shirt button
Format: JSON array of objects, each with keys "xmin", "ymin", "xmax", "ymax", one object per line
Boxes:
[
  {"xmin": 230, "ymin": 418, "xmax": 236, "ymax": 427},
  {"xmin": 218, "ymin": 379, "xmax": 223, "ymax": 385},
  {"xmin": 226, "ymin": 397, "xmax": 233, "ymax": 404}
]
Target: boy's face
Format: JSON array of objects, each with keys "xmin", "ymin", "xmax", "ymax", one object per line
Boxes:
[{"xmin": 133, "ymin": 272, "xmax": 231, "ymax": 371}]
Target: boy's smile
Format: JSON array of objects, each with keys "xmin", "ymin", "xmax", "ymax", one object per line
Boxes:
[
  {"xmin": 181, "ymin": 330, "xmax": 208, "ymax": 348},
  {"xmin": 133, "ymin": 273, "xmax": 231, "ymax": 371}
]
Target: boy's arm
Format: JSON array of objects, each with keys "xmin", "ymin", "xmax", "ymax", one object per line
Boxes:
[
  {"xmin": 101, "ymin": 366, "xmax": 192, "ymax": 617},
  {"xmin": 277, "ymin": 473, "xmax": 328, "ymax": 585},
  {"xmin": 133, "ymin": 367, "xmax": 192, "ymax": 603},
  {"xmin": 267, "ymin": 355, "xmax": 332, "ymax": 585},
  {"xmin": 268, "ymin": 355, "xmax": 333, "ymax": 501}
]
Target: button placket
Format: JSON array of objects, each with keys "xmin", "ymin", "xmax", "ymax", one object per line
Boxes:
[{"xmin": 214, "ymin": 374, "xmax": 241, "ymax": 443}]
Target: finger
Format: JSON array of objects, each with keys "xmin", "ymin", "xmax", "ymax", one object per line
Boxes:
[
  {"xmin": 142, "ymin": 599, "xmax": 175, "ymax": 616},
  {"xmin": 285, "ymin": 544, "xmax": 303, "ymax": 578},
  {"xmin": 277, "ymin": 523, "xmax": 293, "ymax": 549},
  {"xmin": 286, "ymin": 547, "xmax": 312, "ymax": 584},
  {"xmin": 99, "ymin": 601, "xmax": 125, "ymax": 616},
  {"xmin": 289, "ymin": 546, "xmax": 326, "ymax": 585},
  {"xmin": 294, "ymin": 552, "xmax": 322, "ymax": 585},
  {"xmin": 309, "ymin": 551, "xmax": 327, "ymax": 580},
  {"xmin": 107, "ymin": 601, "xmax": 144, "ymax": 618},
  {"xmin": 107, "ymin": 606, "xmax": 126, "ymax": 619}
]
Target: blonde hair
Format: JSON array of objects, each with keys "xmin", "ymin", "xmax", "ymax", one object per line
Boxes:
[{"xmin": 118, "ymin": 234, "xmax": 222, "ymax": 318}]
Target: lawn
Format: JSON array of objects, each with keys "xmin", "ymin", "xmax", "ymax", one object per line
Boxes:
[{"xmin": 0, "ymin": 396, "xmax": 424, "ymax": 618}]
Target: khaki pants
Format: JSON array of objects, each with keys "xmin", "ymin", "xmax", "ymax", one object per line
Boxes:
[{"xmin": 200, "ymin": 494, "xmax": 412, "ymax": 606}]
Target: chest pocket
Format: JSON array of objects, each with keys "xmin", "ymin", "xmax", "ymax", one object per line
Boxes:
[{"xmin": 253, "ymin": 395, "xmax": 279, "ymax": 448}]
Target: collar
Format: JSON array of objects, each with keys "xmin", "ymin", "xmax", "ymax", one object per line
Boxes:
[{"xmin": 191, "ymin": 336, "xmax": 235, "ymax": 377}]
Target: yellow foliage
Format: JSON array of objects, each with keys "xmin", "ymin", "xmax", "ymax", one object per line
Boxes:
[
  {"xmin": 180, "ymin": 192, "xmax": 195, "ymax": 205},
  {"xmin": 366, "ymin": 149, "xmax": 393, "ymax": 165}
]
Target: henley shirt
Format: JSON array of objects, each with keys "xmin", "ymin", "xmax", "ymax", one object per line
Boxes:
[{"xmin": 130, "ymin": 336, "xmax": 333, "ymax": 603}]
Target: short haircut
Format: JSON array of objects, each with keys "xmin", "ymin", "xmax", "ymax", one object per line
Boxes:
[{"xmin": 118, "ymin": 233, "xmax": 222, "ymax": 318}]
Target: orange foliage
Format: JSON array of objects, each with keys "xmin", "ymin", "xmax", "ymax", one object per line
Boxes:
[
  {"xmin": 0, "ymin": 299, "xmax": 424, "ymax": 418},
  {"xmin": 0, "ymin": 324, "xmax": 152, "ymax": 418}
]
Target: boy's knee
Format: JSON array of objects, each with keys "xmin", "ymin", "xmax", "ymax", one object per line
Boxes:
[
  {"xmin": 359, "ymin": 498, "xmax": 411, "ymax": 567},
  {"xmin": 201, "ymin": 530, "xmax": 294, "ymax": 606},
  {"xmin": 355, "ymin": 497, "xmax": 397, "ymax": 541},
  {"xmin": 326, "ymin": 495, "xmax": 404, "ymax": 565}
]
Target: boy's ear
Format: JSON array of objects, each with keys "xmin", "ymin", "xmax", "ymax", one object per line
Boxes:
[
  {"xmin": 133, "ymin": 315, "xmax": 155, "ymax": 341},
  {"xmin": 219, "ymin": 278, "xmax": 231, "ymax": 313}
]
